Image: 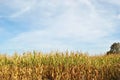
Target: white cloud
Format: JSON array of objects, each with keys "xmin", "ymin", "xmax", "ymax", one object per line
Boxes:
[
  {"xmin": 10, "ymin": 6, "xmax": 32, "ymax": 18},
  {"xmin": 116, "ymin": 14, "xmax": 120, "ymax": 19},
  {"xmin": 1, "ymin": 30, "xmax": 73, "ymax": 52},
  {"xmin": 49, "ymin": 11, "xmax": 113, "ymax": 41},
  {"xmin": 0, "ymin": 0, "xmax": 36, "ymax": 18},
  {"xmin": 101, "ymin": 0, "xmax": 120, "ymax": 5},
  {"xmin": 0, "ymin": 0, "xmax": 119, "ymax": 54}
]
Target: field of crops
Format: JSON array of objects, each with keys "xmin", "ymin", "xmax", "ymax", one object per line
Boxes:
[{"xmin": 0, "ymin": 51, "xmax": 120, "ymax": 80}]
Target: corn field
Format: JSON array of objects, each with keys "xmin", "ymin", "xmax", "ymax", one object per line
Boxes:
[{"xmin": 0, "ymin": 51, "xmax": 120, "ymax": 80}]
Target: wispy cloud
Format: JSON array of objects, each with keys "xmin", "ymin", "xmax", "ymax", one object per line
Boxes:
[
  {"xmin": 10, "ymin": 6, "xmax": 32, "ymax": 18},
  {"xmin": 0, "ymin": 0, "xmax": 35, "ymax": 19},
  {"xmin": 103, "ymin": 0, "xmax": 120, "ymax": 5},
  {"xmin": 0, "ymin": 0, "xmax": 119, "ymax": 54}
]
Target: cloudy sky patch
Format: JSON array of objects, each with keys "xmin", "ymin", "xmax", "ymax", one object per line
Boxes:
[{"xmin": 0, "ymin": 0, "xmax": 120, "ymax": 55}]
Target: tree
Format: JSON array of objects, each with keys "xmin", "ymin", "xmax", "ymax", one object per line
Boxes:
[{"xmin": 107, "ymin": 42, "xmax": 120, "ymax": 55}]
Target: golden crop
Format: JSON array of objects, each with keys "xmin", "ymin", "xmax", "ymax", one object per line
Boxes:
[{"xmin": 0, "ymin": 51, "xmax": 120, "ymax": 80}]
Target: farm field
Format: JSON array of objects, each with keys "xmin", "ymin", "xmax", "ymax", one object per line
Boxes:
[
  {"xmin": 0, "ymin": 51, "xmax": 120, "ymax": 80},
  {"xmin": 1, "ymin": 0, "xmax": 120, "ymax": 80}
]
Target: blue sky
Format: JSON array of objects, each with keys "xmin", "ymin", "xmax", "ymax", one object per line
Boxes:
[{"xmin": 0, "ymin": 0, "xmax": 120, "ymax": 55}]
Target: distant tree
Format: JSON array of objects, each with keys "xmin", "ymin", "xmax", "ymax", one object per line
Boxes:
[{"xmin": 107, "ymin": 42, "xmax": 120, "ymax": 55}]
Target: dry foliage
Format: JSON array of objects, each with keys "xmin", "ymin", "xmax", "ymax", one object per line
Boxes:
[{"xmin": 0, "ymin": 51, "xmax": 120, "ymax": 80}]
